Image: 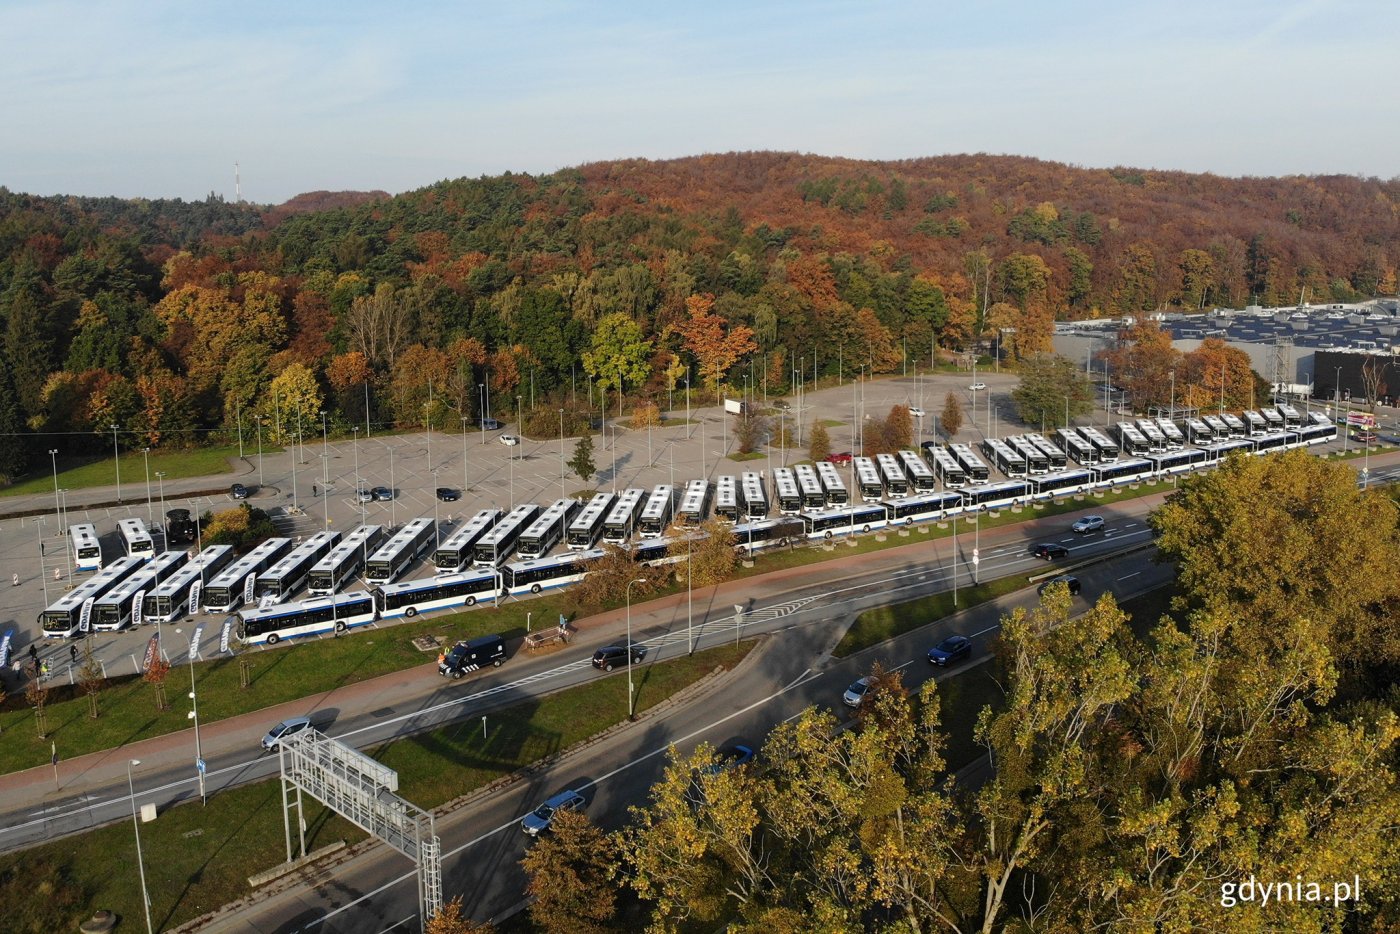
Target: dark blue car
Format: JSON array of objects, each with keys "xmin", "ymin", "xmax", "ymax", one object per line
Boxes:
[{"xmin": 927, "ymin": 635, "xmax": 972, "ymax": 667}]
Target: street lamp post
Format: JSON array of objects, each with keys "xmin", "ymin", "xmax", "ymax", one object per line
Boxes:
[
  {"xmin": 320, "ymin": 411, "xmax": 330, "ymax": 529},
  {"xmin": 686, "ymin": 536, "xmax": 694, "ymax": 654},
  {"xmin": 111, "ymin": 424, "xmax": 122, "ymax": 503},
  {"xmin": 352, "ymin": 427, "xmax": 364, "ymax": 526},
  {"xmin": 682, "ymin": 377, "xmax": 691, "ymax": 439},
  {"xmin": 255, "ymin": 416, "xmax": 264, "ymax": 486},
  {"xmin": 155, "ymin": 473, "xmax": 166, "ymax": 545},
  {"xmin": 127, "ymin": 760, "xmax": 154, "ymax": 934},
  {"xmin": 142, "ymin": 448, "xmax": 152, "ymax": 523},
  {"xmin": 625, "ymin": 578, "xmax": 646, "ymax": 718},
  {"xmin": 461, "ymin": 416, "xmax": 470, "ymax": 493},
  {"xmin": 188, "ymin": 664, "xmax": 205, "ymax": 804},
  {"xmin": 49, "ymin": 448, "xmax": 61, "ymax": 533},
  {"xmin": 559, "ymin": 408, "xmax": 566, "ymax": 501}
]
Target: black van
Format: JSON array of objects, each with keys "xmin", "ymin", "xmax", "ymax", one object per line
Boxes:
[{"xmin": 438, "ymin": 634, "xmax": 507, "ymax": 678}]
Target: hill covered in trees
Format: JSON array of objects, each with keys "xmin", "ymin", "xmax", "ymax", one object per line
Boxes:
[{"xmin": 0, "ymin": 151, "xmax": 1397, "ymax": 481}]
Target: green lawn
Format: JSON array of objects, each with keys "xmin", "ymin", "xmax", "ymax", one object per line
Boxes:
[
  {"xmin": 0, "ymin": 445, "xmax": 268, "ymax": 498},
  {"xmin": 835, "ymin": 572, "xmax": 1030, "ymax": 657},
  {"xmin": 0, "ymin": 640, "xmax": 754, "ymax": 934}
]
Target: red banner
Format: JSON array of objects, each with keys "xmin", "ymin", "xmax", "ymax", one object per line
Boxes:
[{"xmin": 141, "ymin": 635, "xmax": 160, "ymax": 672}]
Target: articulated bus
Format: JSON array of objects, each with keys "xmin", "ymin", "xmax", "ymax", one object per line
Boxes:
[
  {"xmin": 1155, "ymin": 419, "xmax": 1185, "ymax": 448},
  {"xmin": 566, "ymin": 493, "xmax": 614, "ymax": 549},
  {"xmin": 255, "ymin": 531, "xmax": 340, "ymax": 602},
  {"xmin": 981, "ymin": 439, "xmax": 1027, "ymax": 478},
  {"xmin": 1146, "ymin": 448, "xmax": 1211, "ymax": 476},
  {"xmin": 741, "ymin": 472, "xmax": 768, "ymax": 520},
  {"xmin": 714, "ymin": 475, "xmax": 740, "ymax": 521},
  {"xmin": 732, "ymin": 517, "xmax": 804, "ymax": 553},
  {"xmin": 40, "ymin": 555, "xmax": 147, "ymax": 637},
  {"xmin": 93, "ymin": 550, "xmax": 188, "ymax": 631},
  {"xmin": 474, "ymin": 504, "xmax": 539, "ymax": 566},
  {"xmin": 203, "ymin": 538, "xmax": 293, "ymax": 613},
  {"xmin": 142, "ymin": 545, "xmax": 234, "ymax": 624},
  {"xmin": 1221, "ymin": 413, "xmax": 1248, "ymax": 437},
  {"xmin": 772, "ymin": 468, "xmax": 802, "ymax": 515},
  {"xmin": 875, "ymin": 453, "xmax": 909, "ymax": 498},
  {"xmin": 815, "ymin": 460, "xmax": 849, "ymax": 505},
  {"xmin": 365, "ymin": 518, "xmax": 436, "ymax": 585},
  {"xmin": 794, "ymin": 463, "xmax": 828, "ymax": 508},
  {"xmin": 1135, "ymin": 419, "xmax": 1168, "ymax": 452},
  {"xmin": 803, "ymin": 503, "xmax": 891, "ymax": 540},
  {"xmin": 1092, "ymin": 458, "xmax": 1154, "ymax": 487},
  {"xmin": 504, "ymin": 548, "xmax": 603, "ymax": 596},
  {"xmin": 1079, "ymin": 427, "xmax": 1120, "ymax": 462},
  {"xmin": 237, "ymin": 590, "xmax": 378, "ymax": 645},
  {"xmin": 897, "ymin": 449, "xmax": 937, "ymax": 493},
  {"xmin": 1242, "ymin": 410, "xmax": 1268, "ymax": 435},
  {"xmin": 853, "ymin": 456, "xmax": 884, "ymax": 501},
  {"xmin": 518, "ymin": 499, "xmax": 579, "ymax": 559},
  {"xmin": 309, "ymin": 524, "xmax": 386, "ymax": 594},
  {"xmin": 118, "ymin": 517, "xmax": 156, "ymax": 560},
  {"xmin": 376, "ymin": 569, "xmax": 501, "ymax": 620},
  {"xmin": 1054, "ymin": 428, "xmax": 1098, "ymax": 466},
  {"xmin": 922, "ymin": 443, "xmax": 968, "ymax": 486},
  {"xmin": 1007, "ymin": 437, "xmax": 1048, "ymax": 475},
  {"xmin": 70, "ymin": 523, "xmax": 103, "ymax": 571},
  {"xmin": 433, "ymin": 511, "xmax": 498, "ymax": 572},
  {"xmin": 630, "ymin": 537, "xmax": 686, "ymax": 569},
  {"xmin": 948, "ymin": 444, "xmax": 991, "ymax": 483},
  {"xmin": 1114, "ymin": 422, "xmax": 1151, "ymax": 456},
  {"xmin": 961, "ymin": 480, "xmax": 1031, "ymax": 512},
  {"xmin": 883, "ymin": 491, "xmax": 963, "ymax": 526},
  {"xmin": 676, "ymin": 480, "xmax": 712, "ymax": 525},
  {"xmin": 637, "ymin": 485, "xmax": 675, "ymax": 537},
  {"xmin": 602, "ymin": 488, "xmax": 646, "ymax": 545},
  {"xmin": 1029, "ymin": 469, "xmax": 1096, "ymax": 500},
  {"xmin": 1026, "ymin": 434, "xmax": 1068, "ymax": 471}
]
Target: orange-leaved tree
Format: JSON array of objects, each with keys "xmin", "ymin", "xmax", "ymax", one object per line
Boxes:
[{"xmin": 678, "ymin": 293, "xmax": 757, "ymax": 394}]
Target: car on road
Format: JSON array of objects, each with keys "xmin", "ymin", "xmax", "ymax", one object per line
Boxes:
[
  {"xmin": 261, "ymin": 715, "xmax": 312, "ymax": 751},
  {"xmin": 438, "ymin": 634, "xmax": 507, "ymax": 678},
  {"xmin": 1353, "ymin": 430, "xmax": 1378, "ymax": 444},
  {"xmin": 1031, "ymin": 542, "xmax": 1069, "ymax": 560},
  {"xmin": 435, "ymin": 487, "xmax": 460, "ymax": 502},
  {"xmin": 1071, "ymin": 515, "xmax": 1104, "ymax": 534},
  {"xmin": 908, "ymin": 406, "xmax": 926, "ymax": 417},
  {"xmin": 825, "ymin": 452, "xmax": 853, "ymax": 466},
  {"xmin": 701, "ymin": 743, "xmax": 755, "ymax": 776},
  {"xmin": 968, "ymin": 382, "xmax": 987, "ymax": 392},
  {"xmin": 1038, "ymin": 575, "xmax": 1082, "ymax": 597},
  {"xmin": 371, "ymin": 486, "xmax": 394, "ymax": 501},
  {"xmin": 927, "ymin": 634, "xmax": 972, "ymax": 667},
  {"xmin": 230, "ymin": 483, "xmax": 250, "ymax": 500},
  {"xmin": 356, "ymin": 487, "xmax": 375, "ymax": 503},
  {"xmin": 498, "ymin": 433, "xmax": 520, "ymax": 447},
  {"xmin": 842, "ymin": 676, "xmax": 872, "ymax": 708},
  {"xmin": 772, "ymin": 399, "xmax": 791, "ymax": 411},
  {"xmin": 592, "ymin": 640, "xmax": 647, "ymax": 671},
  {"xmin": 480, "ymin": 418, "xmax": 503, "ymax": 430},
  {"xmin": 521, "ymin": 789, "xmax": 586, "ymax": 836}
]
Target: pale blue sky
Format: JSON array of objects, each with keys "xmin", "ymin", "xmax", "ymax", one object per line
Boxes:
[{"xmin": 2, "ymin": 0, "xmax": 1395, "ymax": 202}]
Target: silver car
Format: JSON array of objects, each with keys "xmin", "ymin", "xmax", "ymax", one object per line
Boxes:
[
  {"xmin": 261, "ymin": 715, "xmax": 312, "ymax": 751},
  {"xmin": 842, "ymin": 677, "xmax": 871, "ymax": 708},
  {"xmin": 521, "ymin": 789, "xmax": 586, "ymax": 836}
]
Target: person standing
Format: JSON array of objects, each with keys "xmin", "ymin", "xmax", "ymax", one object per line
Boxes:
[
  {"xmin": 10, "ymin": 573, "xmax": 17, "ymax": 587},
  {"xmin": 70, "ymin": 644, "xmax": 78, "ymax": 664},
  {"xmin": 28, "ymin": 643, "xmax": 38, "ymax": 663}
]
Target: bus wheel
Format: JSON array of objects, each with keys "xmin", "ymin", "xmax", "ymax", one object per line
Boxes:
[
  {"xmin": 335, "ymin": 620, "xmax": 347, "ymax": 633},
  {"xmin": 267, "ymin": 633, "xmax": 279, "ymax": 645},
  {"xmin": 824, "ymin": 531, "xmax": 834, "ymax": 540},
  {"xmin": 465, "ymin": 596, "xmax": 476, "ymax": 607},
  {"xmin": 530, "ymin": 584, "xmax": 542, "ymax": 595},
  {"xmin": 492, "ymin": 658, "xmax": 503, "ymax": 667},
  {"xmin": 405, "ymin": 607, "xmax": 417, "ymax": 618},
  {"xmin": 861, "ymin": 524, "xmax": 871, "ymax": 533}
]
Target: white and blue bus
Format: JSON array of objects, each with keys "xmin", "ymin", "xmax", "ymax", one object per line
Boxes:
[
  {"xmin": 948, "ymin": 444, "xmax": 991, "ymax": 483},
  {"xmin": 714, "ymin": 475, "xmax": 741, "ymax": 520},
  {"xmin": 1026, "ymin": 434, "xmax": 1069, "ymax": 471},
  {"xmin": 815, "ymin": 460, "xmax": 850, "ymax": 506},
  {"xmin": 1007, "ymin": 437, "xmax": 1049, "ymax": 475},
  {"xmin": 676, "ymin": 480, "xmax": 712, "ymax": 525},
  {"xmin": 637, "ymin": 485, "xmax": 675, "ymax": 538},
  {"xmin": 922, "ymin": 444, "xmax": 967, "ymax": 487},
  {"xmin": 203, "ymin": 538, "xmax": 294, "ymax": 614},
  {"xmin": 375, "ymin": 569, "xmax": 501, "ymax": 619},
  {"xmin": 897, "ymin": 449, "xmax": 937, "ymax": 493},
  {"xmin": 741, "ymin": 471, "xmax": 769, "ymax": 519},
  {"xmin": 566, "ymin": 493, "xmax": 614, "ymax": 549},
  {"xmin": 118, "ymin": 517, "xmax": 156, "ymax": 560},
  {"xmin": 1053, "ymin": 428, "xmax": 1098, "ymax": 466},
  {"xmin": 434, "ymin": 510, "xmax": 501, "ymax": 572},
  {"xmin": 236, "ymin": 590, "xmax": 378, "ymax": 645},
  {"xmin": 93, "ymin": 549, "xmax": 189, "ymax": 631},
  {"xmin": 1079, "ymin": 426, "xmax": 1121, "ymax": 462},
  {"xmin": 982, "ymin": 439, "xmax": 1027, "ymax": 479},
  {"xmin": 518, "ymin": 499, "xmax": 579, "ymax": 559},
  {"xmin": 142, "ymin": 545, "xmax": 234, "ymax": 623},
  {"xmin": 70, "ymin": 523, "xmax": 103, "ymax": 572},
  {"xmin": 883, "ymin": 491, "xmax": 964, "ymax": 526},
  {"xmin": 474, "ymin": 504, "xmax": 539, "ymax": 566},
  {"xmin": 732, "ymin": 517, "xmax": 804, "ymax": 553},
  {"xmin": 875, "ymin": 453, "xmax": 909, "ymax": 498},
  {"xmin": 960, "ymin": 480, "xmax": 1031, "ymax": 512},
  {"xmin": 39, "ymin": 555, "xmax": 147, "ymax": 637},
  {"xmin": 853, "ymin": 457, "xmax": 884, "ymax": 502},
  {"xmin": 1029, "ymin": 468, "xmax": 1097, "ymax": 500},
  {"xmin": 1135, "ymin": 419, "xmax": 1168, "ymax": 452},
  {"xmin": 794, "ymin": 463, "xmax": 828, "ymax": 508},
  {"xmin": 602, "ymin": 488, "xmax": 647, "ymax": 545},
  {"xmin": 772, "ymin": 468, "xmax": 802, "ymax": 515},
  {"xmin": 504, "ymin": 548, "xmax": 604, "ymax": 596},
  {"xmin": 308, "ymin": 524, "xmax": 385, "ymax": 595},
  {"xmin": 254, "ymin": 531, "xmax": 340, "ymax": 602},
  {"xmin": 365, "ymin": 518, "xmax": 435, "ymax": 586}
]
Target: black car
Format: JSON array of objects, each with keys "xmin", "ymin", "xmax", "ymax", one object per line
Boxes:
[
  {"xmin": 165, "ymin": 508, "xmax": 196, "ymax": 545},
  {"xmin": 438, "ymin": 634, "xmax": 507, "ymax": 678},
  {"xmin": 927, "ymin": 634, "xmax": 972, "ymax": 666},
  {"xmin": 435, "ymin": 487, "xmax": 460, "ymax": 502},
  {"xmin": 591, "ymin": 641, "xmax": 647, "ymax": 671},
  {"xmin": 230, "ymin": 483, "xmax": 250, "ymax": 500},
  {"xmin": 372, "ymin": 486, "xmax": 394, "ymax": 501},
  {"xmin": 1031, "ymin": 543, "xmax": 1069, "ymax": 560},
  {"xmin": 1037, "ymin": 575, "xmax": 1082, "ymax": 596}
]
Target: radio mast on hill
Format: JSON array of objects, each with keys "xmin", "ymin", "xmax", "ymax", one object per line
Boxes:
[{"xmin": 235, "ymin": 162, "xmax": 243, "ymax": 203}]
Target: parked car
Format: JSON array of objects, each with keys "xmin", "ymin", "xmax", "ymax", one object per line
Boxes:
[
  {"xmin": 842, "ymin": 676, "xmax": 871, "ymax": 708},
  {"xmin": 968, "ymin": 382, "xmax": 987, "ymax": 392},
  {"xmin": 908, "ymin": 406, "xmax": 926, "ymax": 417},
  {"xmin": 521, "ymin": 789, "xmax": 586, "ymax": 836},
  {"xmin": 498, "ymin": 433, "xmax": 520, "ymax": 447},
  {"xmin": 230, "ymin": 483, "xmax": 250, "ymax": 500},
  {"xmin": 592, "ymin": 640, "xmax": 647, "ymax": 671},
  {"xmin": 438, "ymin": 634, "xmax": 507, "ymax": 678},
  {"xmin": 480, "ymin": 418, "xmax": 503, "ymax": 430},
  {"xmin": 435, "ymin": 487, "xmax": 460, "ymax": 502},
  {"xmin": 927, "ymin": 634, "xmax": 972, "ymax": 667},
  {"xmin": 371, "ymin": 486, "xmax": 394, "ymax": 501},
  {"xmin": 772, "ymin": 399, "xmax": 791, "ymax": 411},
  {"xmin": 1071, "ymin": 515, "xmax": 1104, "ymax": 534},
  {"xmin": 1037, "ymin": 575, "xmax": 1082, "ymax": 596},
  {"xmin": 261, "ymin": 715, "xmax": 312, "ymax": 751},
  {"xmin": 704, "ymin": 743, "xmax": 756, "ymax": 774},
  {"xmin": 825, "ymin": 451, "xmax": 853, "ymax": 466},
  {"xmin": 1353, "ymin": 430, "xmax": 1378, "ymax": 444},
  {"xmin": 1031, "ymin": 543, "xmax": 1069, "ymax": 560},
  {"xmin": 356, "ymin": 487, "xmax": 375, "ymax": 503}
]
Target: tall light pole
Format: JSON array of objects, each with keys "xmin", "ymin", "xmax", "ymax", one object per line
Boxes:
[
  {"xmin": 682, "ymin": 376, "xmax": 691, "ymax": 439},
  {"xmin": 255, "ymin": 416, "xmax": 264, "ymax": 486},
  {"xmin": 142, "ymin": 447, "xmax": 152, "ymax": 523},
  {"xmin": 353, "ymin": 427, "xmax": 364, "ymax": 526},
  {"xmin": 559, "ymin": 408, "xmax": 566, "ymax": 501},
  {"xmin": 479, "ymin": 383, "xmax": 487, "ymax": 446},
  {"xmin": 49, "ymin": 448, "xmax": 61, "ymax": 530},
  {"xmin": 188, "ymin": 664, "xmax": 205, "ymax": 804},
  {"xmin": 320, "ymin": 411, "xmax": 330, "ymax": 529},
  {"xmin": 686, "ymin": 535, "xmax": 694, "ymax": 654},
  {"xmin": 111, "ymin": 424, "xmax": 122, "ymax": 502},
  {"xmin": 461, "ymin": 416, "xmax": 470, "ymax": 493},
  {"xmin": 1169, "ymin": 370, "xmax": 1176, "ymax": 420},
  {"xmin": 155, "ymin": 473, "xmax": 166, "ymax": 546},
  {"xmin": 127, "ymin": 759, "xmax": 153, "ymax": 934},
  {"xmin": 290, "ymin": 410, "xmax": 300, "ymax": 515},
  {"xmin": 625, "ymin": 577, "xmax": 646, "ymax": 718}
]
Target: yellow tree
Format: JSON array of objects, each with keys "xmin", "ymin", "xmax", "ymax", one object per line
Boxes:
[
  {"xmin": 259, "ymin": 362, "xmax": 323, "ymax": 444},
  {"xmin": 677, "ymin": 293, "xmax": 757, "ymax": 393}
]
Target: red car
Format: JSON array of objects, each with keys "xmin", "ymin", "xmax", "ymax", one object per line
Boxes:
[{"xmin": 825, "ymin": 452, "xmax": 853, "ymax": 466}]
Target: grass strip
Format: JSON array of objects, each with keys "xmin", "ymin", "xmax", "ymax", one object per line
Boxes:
[
  {"xmin": 0, "ymin": 445, "xmax": 267, "ymax": 498},
  {"xmin": 0, "ymin": 640, "xmax": 754, "ymax": 934}
]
